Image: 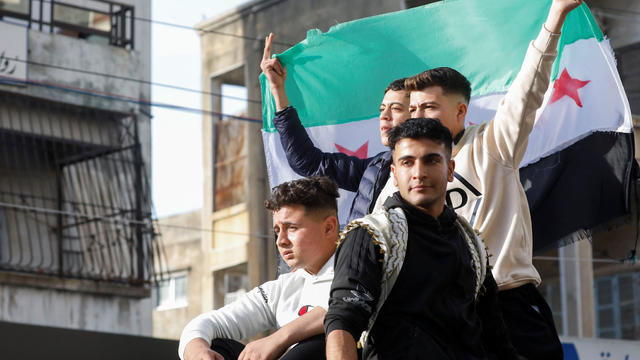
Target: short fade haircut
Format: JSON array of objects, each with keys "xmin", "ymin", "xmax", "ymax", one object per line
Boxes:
[
  {"xmin": 404, "ymin": 67, "xmax": 471, "ymax": 104},
  {"xmin": 387, "ymin": 118, "xmax": 453, "ymax": 159},
  {"xmin": 384, "ymin": 77, "xmax": 407, "ymax": 94},
  {"xmin": 265, "ymin": 176, "xmax": 339, "ymax": 219}
]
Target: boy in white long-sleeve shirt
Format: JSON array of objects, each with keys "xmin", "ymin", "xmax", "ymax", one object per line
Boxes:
[{"xmin": 179, "ymin": 176, "xmax": 339, "ymax": 360}]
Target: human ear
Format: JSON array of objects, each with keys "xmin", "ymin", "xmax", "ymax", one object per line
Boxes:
[
  {"xmin": 391, "ymin": 164, "xmax": 398, "ymax": 187},
  {"xmin": 447, "ymin": 159, "xmax": 455, "ymax": 182},
  {"xmin": 457, "ymin": 102, "xmax": 468, "ymax": 123},
  {"xmin": 323, "ymin": 216, "xmax": 338, "ymax": 236}
]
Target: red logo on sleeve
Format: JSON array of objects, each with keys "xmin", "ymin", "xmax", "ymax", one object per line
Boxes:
[{"xmin": 298, "ymin": 305, "xmax": 314, "ymax": 316}]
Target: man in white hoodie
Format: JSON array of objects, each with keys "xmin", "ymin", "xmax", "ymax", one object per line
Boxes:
[
  {"xmin": 179, "ymin": 176, "xmax": 339, "ymax": 360},
  {"xmin": 402, "ymin": 1, "xmax": 584, "ymax": 358}
]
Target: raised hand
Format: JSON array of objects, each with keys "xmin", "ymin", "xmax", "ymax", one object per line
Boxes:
[
  {"xmin": 546, "ymin": 0, "xmax": 583, "ymax": 33},
  {"xmin": 260, "ymin": 33, "xmax": 290, "ymax": 110},
  {"xmin": 553, "ymin": 0, "xmax": 583, "ymax": 13},
  {"xmin": 260, "ymin": 33, "xmax": 287, "ymax": 90}
]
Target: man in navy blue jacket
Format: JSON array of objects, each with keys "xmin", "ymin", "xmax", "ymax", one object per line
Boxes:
[{"xmin": 261, "ymin": 33, "xmax": 410, "ymax": 223}]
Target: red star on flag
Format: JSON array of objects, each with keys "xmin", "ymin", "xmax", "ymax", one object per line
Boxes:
[
  {"xmin": 549, "ymin": 68, "xmax": 590, "ymax": 107},
  {"xmin": 335, "ymin": 141, "xmax": 368, "ymax": 159}
]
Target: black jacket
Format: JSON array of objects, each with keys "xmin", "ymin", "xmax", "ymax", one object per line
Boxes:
[
  {"xmin": 273, "ymin": 106, "xmax": 391, "ymax": 222},
  {"xmin": 324, "ymin": 193, "xmax": 518, "ymax": 359}
]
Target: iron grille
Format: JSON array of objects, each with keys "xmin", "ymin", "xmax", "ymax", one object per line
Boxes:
[
  {"xmin": 0, "ymin": 92, "xmax": 163, "ymax": 285},
  {"xmin": 0, "ymin": 0, "xmax": 134, "ymax": 49}
]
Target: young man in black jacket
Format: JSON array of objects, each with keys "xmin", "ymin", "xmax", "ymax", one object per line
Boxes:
[
  {"xmin": 261, "ymin": 37, "xmax": 409, "ymax": 223},
  {"xmin": 324, "ymin": 118, "xmax": 517, "ymax": 360}
]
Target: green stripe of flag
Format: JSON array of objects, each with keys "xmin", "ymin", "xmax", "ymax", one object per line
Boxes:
[{"xmin": 261, "ymin": 0, "xmax": 603, "ymax": 132}]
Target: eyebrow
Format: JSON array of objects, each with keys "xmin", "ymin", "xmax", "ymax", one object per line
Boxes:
[
  {"xmin": 416, "ymin": 101, "xmax": 438, "ymax": 106},
  {"xmin": 396, "ymin": 153, "xmax": 443, "ymax": 162},
  {"xmin": 396, "ymin": 155, "xmax": 416, "ymax": 162},
  {"xmin": 274, "ymin": 221, "xmax": 297, "ymax": 228},
  {"xmin": 381, "ymin": 101, "xmax": 406, "ymax": 106},
  {"xmin": 423, "ymin": 153, "xmax": 444, "ymax": 159}
]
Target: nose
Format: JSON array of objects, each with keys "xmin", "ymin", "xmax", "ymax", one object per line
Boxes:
[
  {"xmin": 276, "ymin": 231, "xmax": 290, "ymax": 248},
  {"xmin": 411, "ymin": 108, "xmax": 424, "ymax": 118},
  {"xmin": 380, "ymin": 107, "xmax": 391, "ymax": 121},
  {"xmin": 412, "ymin": 161, "xmax": 426, "ymax": 179}
]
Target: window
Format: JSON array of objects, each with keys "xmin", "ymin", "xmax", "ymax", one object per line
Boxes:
[
  {"xmin": 0, "ymin": 0, "xmax": 134, "ymax": 49},
  {"xmin": 0, "ymin": 0, "xmax": 29, "ymax": 15},
  {"xmin": 213, "ymin": 263, "xmax": 248, "ymax": 308},
  {"xmin": 154, "ymin": 273, "xmax": 188, "ymax": 310},
  {"xmin": 223, "ymin": 272, "xmax": 248, "ymax": 306},
  {"xmin": 595, "ymin": 272, "xmax": 640, "ymax": 340}
]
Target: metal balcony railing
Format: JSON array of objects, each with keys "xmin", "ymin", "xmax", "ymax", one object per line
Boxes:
[
  {"xmin": 0, "ymin": 92, "xmax": 163, "ymax": 285},
  {"xmin": 0, "ymin": 0, "xmax": 134, "ymax": 49}
]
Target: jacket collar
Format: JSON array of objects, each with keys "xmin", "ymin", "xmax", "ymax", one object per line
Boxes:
[{"xmin": 383, "ymin": 192, "xmax": 456, "ymax": 230}]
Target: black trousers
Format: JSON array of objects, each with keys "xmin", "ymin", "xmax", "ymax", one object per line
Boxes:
[
  {"xmin": 498, "ymin": 283, "xmax": 563, "ymax": 360},
  {"xmin": 211, "ymin": 335, "xmax": 326, "ymax": 360}
]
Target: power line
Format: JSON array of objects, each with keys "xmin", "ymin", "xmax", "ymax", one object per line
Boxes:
[
  {"xmin": 7, "ymin": 58, "xmax": 263, "ymax": 104},
  {"xmin": 135, "ymin": 16, "xmax": 296, "ymax": 48},
  {"xmin": 4, "ymin": 199, "xmax": 634, "ymax": 262},
  {"xmin": 154, "ymin": 222, "xmax": 271, "ymax": 239},
  {"xmin": 0, "ymin": 201, "xmax": 272, "ymax": 240},
  {"xmin": 31, "ymin": 0, "xmax": 296, "ymax": 47},
  {"xmin": 0, "ymin": 75, "xmax": 263, "ymax": 123},
  {"xmin": 0, "ymin": 2, "xmax": 295, "ymax": 103}
]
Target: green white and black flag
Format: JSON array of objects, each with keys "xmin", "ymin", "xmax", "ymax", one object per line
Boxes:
[{"xmin": 260, "ymin": 0, "xmax": 635, "ymax": 251}]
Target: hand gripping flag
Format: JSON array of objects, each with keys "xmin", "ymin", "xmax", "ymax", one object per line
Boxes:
[{"xmin": 260, "ymin": 0, "xmax": 636, "ymax": 252}]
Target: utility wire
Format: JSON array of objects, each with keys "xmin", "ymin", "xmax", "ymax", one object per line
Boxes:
[
  {"xmin": 6, "ymin": 58, "xmax": 263, "ymax": 104},
  {"xmin": 5, "ymin": 198, "xmax": 635, "ymax": 262},
  {"xmin": 134, "ymin": 16, "xmax": 296, "ymax": 48},
  {"xmin": 0, "ymin": 1, "xmax": 295, "ymax": 103},
  {"xmin": 0, "ymin": 201, "xmax": 272, "ymax": 239},
  {"xmin": 31, "ymin": 0, "xmax": 297, "ymax": 47},
  {"xmin": 0, "ymin": 75, "xmax": 263, "ymax": 123},
  {"xmin": 6, "ymin": 5, "xmax": 636, "ymax": 105}
]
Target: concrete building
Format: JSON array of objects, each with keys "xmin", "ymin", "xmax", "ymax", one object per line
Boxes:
[
  {"xmin": 0, "ymin": 0, "xmax": 158, "ymax": 336},
  {"xmin": 152, "ymin": 210, "xmax": 203, "ymax": 340}
]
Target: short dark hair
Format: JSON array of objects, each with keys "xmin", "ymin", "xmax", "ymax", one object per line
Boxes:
[
  {"xmin": 265, "ymin": 176, "xmax": 339, "ymax": 218},
  {"xmin": 384, "ymin": 77, "xmax": 407, "ymax": 94},
  {"xmin": 404, "ymin": 67, "xmax": 471, "ymax": 104},
  {"xmin": 387, "ymin": 118, "xmax": 453, "ymax": 158}
]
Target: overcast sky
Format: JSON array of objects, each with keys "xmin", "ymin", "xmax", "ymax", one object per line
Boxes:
[{"xmin": 151, "ymin": 0, "xmax": 250, "ymax": 218}]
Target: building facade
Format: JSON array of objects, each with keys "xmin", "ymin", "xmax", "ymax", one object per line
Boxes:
[
  {"xmin": 0, "ymin": 0, "xmax": 158, "ymax": 336},
  {"xmin": 152, "ymin": 210, "xmax": 203, "ymax": 340}
]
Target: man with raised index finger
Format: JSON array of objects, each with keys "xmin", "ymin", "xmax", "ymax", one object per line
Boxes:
[{"xmin": 261, "ymin": 33, "xmax": 410, "ymax": 224}]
